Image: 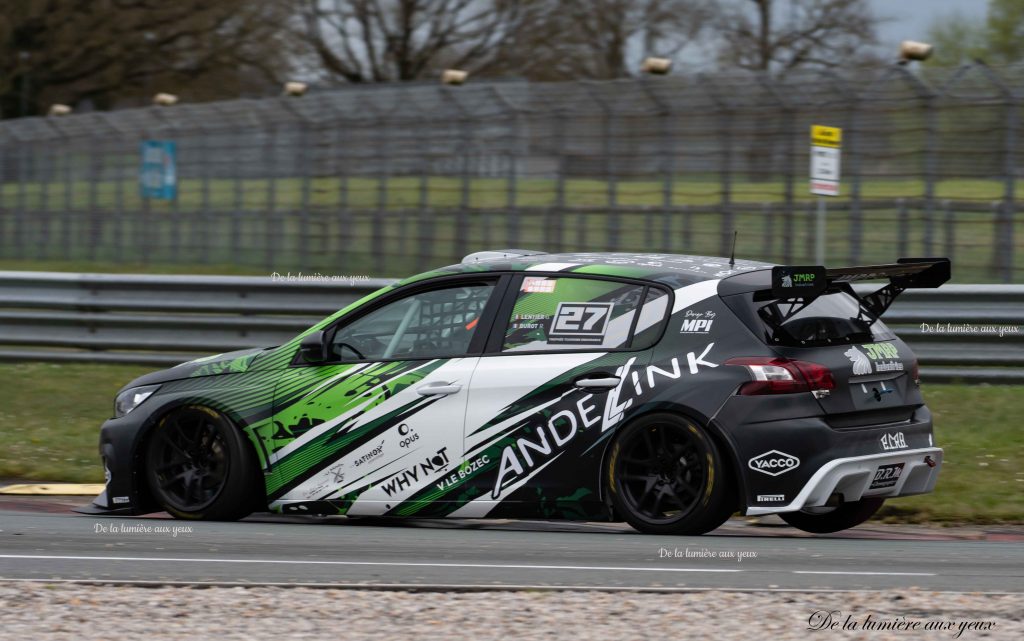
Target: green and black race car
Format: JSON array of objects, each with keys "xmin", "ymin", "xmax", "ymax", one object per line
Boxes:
[{"xmin": 81, "ymin": 250, "xmax": 950, "ymax": 534}]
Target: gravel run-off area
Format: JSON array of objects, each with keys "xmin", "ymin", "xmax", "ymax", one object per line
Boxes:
[{"xmin": 0, "ymin": 583, "xmax": 1020, "ymax": 641}]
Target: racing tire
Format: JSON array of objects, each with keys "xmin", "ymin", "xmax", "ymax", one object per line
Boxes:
[
  {"xmin": 607, "ymin": 413, "xmax": 735, "ymax": 535},
  {"xmin": 779, "ymin": 498, "xmax": 885, "ymax": 534},
  {"xmin": 144, "ymin": 406, "xmax": 259, "ymax": 521}
]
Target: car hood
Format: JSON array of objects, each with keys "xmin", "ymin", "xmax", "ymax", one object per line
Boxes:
[{"xmin": 119, "ymin": 347, "xmax": 268, "ymax": 390}]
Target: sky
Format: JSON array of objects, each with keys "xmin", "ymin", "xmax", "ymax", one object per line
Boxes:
[{"xmin": 870, "ymin": 0, "xmax": 988, "ymax": 50}]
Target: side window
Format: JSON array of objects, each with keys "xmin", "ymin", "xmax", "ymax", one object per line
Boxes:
[
  {"xmin": 329, "ymin": 282, "xmax": 495, "ymax": 362},
  {"xmin": 501, "ymin": 277, "xmax": 664, "ymax": 352}
]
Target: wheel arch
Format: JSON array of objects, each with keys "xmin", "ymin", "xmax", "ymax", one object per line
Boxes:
[
  {"xmin": 594, "ymin": 402, "xmax": 746, "ymax": 516},
  {"xmin": 131, "ymin": 400, "xmax": 267, "ymax": 514}
]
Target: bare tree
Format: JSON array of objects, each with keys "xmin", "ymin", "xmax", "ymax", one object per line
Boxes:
[
  {"xmin": 491, "ymin": 0, "xmax": 714, "ymax": 80},
  {"xmin": 299, "ymin": 0, "xmax": 523, "ymax": 83},
  {"xmin": 0, "ymin": 0, "xmax": 294, "ymax": 117},
  {"xmin": 714, "ymin": 0, "xmax": 879, "ymax": 73}
]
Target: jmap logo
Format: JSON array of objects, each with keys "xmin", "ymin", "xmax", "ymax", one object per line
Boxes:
[
  {"xmin": 880, "ymin": 432, "xmax": 908, "ymax": 451},
  {"xmin": 846, "ymin": 343, "xmax": 904, "ymax": 375},
  {"xmin": 748, "ymin": 450, "xmax": 800, "ymax": 476}
]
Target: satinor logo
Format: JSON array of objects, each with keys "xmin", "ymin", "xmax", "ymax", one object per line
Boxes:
[{"xmin": 748, "ymin": 450, "xmax": 800, "ymax": 476}]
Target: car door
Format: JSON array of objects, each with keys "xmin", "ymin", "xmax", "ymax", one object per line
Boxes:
[
  {"xmin": 265, "ymin": 276, "xmax": 505, "ymax": 515},
  {"xmin": 447, "ymin": 274, "xmax": 672, "ymax": 518}
]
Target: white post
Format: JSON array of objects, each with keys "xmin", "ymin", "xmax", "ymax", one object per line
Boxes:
[{"xmin": 816, "ymin": 196, "xmax": 826, "ymax": 265}]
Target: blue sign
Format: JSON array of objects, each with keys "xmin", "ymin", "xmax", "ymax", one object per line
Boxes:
[{"xmin": 139, "ymin": 140, "xmax": 177, "ymax": 200}]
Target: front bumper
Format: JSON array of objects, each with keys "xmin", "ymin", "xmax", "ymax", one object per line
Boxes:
[
  {"xmin": 746, "ymin": 446, "xmax": 943, "ymax": 515},
  {"xmin": 72, "ymin": 413, "xmax": 154, "ymax": 516}
]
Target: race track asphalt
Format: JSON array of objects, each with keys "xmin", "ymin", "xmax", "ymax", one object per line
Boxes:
[{"xmin": 0, "ymin": 499, "xmax": 1021, "ymax": 593}]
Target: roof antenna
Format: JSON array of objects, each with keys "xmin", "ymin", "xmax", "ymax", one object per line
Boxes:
[{"xmin": 728, "ymin": 230, "xmax": 738, "ymax": 268}]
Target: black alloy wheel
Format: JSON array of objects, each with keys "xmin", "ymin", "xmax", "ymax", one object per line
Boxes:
[
  {"xmin": 608, "ymin": 413, "xmax": 735, "ymax": 535},
  {"xmin": 145, "ymin": 406, "xmax": 259, "ymax": 520}
]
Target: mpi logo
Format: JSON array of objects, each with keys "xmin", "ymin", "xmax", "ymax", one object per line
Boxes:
[
  {"xmin": 680, "ymin": 319, "xmax": 713, "ymax": 334},
  {"xmin": 748, "ymin": 450, "xmax": 801, "ymax": 476}
]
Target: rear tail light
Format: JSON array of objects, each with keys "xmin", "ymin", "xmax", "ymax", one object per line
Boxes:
[
  {"xmin": 725, "ymin": 357, "xmax": 836, "ymax": 395},
  {"xmin": 909, "ymin": 360, "xmax": 921, "ymax": 386}
]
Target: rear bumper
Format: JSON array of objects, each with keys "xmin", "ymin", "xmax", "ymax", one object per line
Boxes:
[{"xmin": 746, "ymin": 446, "xmax": 942, "ymax": 515}]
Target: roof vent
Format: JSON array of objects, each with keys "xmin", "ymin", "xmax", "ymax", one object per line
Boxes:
[{"xmin": 461, "ymin": 249, "xmax": 547, "ymax": 264}]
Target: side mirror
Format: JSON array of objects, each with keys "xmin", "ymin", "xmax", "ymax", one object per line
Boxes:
[{"xmin": 298, "ymin": 331, "xmax": 328, "ymax": 364}]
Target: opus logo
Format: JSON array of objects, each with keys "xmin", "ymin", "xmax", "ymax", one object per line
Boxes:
[{"xmin": 748, "ymin": 450, "xmax": 800, "ymax": 476}]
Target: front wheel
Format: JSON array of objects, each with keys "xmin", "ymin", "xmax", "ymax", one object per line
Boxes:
[
  {"xmin": 779, "ymin": 498, "xmax": 885, "ymax": 534},
  {"xmin": 144, "ymin": 406, "xmax": 260, "ymax": 521},
  {"xmin": 606, "ymin": 413, "xmax": 735, "ymax": 535}
]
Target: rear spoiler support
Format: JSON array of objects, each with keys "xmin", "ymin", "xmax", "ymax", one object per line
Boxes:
[{"xmin": 771, "ymin": 258, "xmax": 951, "ymax": 317}]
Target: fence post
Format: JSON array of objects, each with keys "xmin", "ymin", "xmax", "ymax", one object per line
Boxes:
[
  {"xmin": 553, "ymin": 106, "xmax": 567, "ymax": 253},
  {"xmin": 14, "ymin": 137, "xmax": 27, "ymax": 259},
  {"xmin": 897, "ymin": 198, "xmax": 909, "ymax": 257},
  {"xmin": 701, "ymin": 74, "xmax": 735, "ymax": 258},
  {"xmin": 263, "ymin": 118, "xmax": 278, "ymax": 271},
  {"xmin": 922, "ymin": 93, "xmax": 938, "ymax": 258},
  {"xmin": 640, "ymin": 77, "xmax": 674, "ymax": 253},
  {"xmin": 999, "ymin": 93, "xmax": 1017, "ymax": 282},
  {"xmin": 846, "ymin": 92, "xmax": 864, "ymax": 263},
  {"xmin": 602, "ymin": 96, "xmax": 619, "ymax": 252},
  {"xmin": 943, "ymin": 199, "xmax": 955, "ymax": 264}
]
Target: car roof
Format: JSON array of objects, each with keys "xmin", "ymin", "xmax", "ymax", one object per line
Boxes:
[{"xmin": 402, "ymin": 251, "xmax": 774, "ymax": 289}]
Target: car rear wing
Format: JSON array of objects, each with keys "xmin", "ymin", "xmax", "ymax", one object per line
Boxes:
[{"xmin": 771, "ymin": 257, "xmax": 951, "ymax": 317}]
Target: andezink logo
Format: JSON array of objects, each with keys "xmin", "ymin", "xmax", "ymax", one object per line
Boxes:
[{"xmin": 748, "ymin": 450, "xmax": 800, "ymax": 476}]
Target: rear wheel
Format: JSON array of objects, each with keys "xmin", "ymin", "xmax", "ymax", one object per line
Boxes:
[
  {"xmin": 607, "ymin": 413, "xmax": 735, "ymax": 535},
  {"xmin": 145, "ymin": 406, "xmax": 259, "ymax": 521},
  {"xmin": 779, "ymin": 498, "xmax": 885, "ymax": 534}
]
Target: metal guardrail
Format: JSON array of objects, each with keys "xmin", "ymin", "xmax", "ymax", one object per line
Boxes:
[{"xmin": 0, "ymin": 272, "xmax": 1020, "ymax": 383}]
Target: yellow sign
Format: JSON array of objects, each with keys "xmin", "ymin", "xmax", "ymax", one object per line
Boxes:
[{"xmin": 811, "ymin": 125, "xmax": 842, "ymax": 148}]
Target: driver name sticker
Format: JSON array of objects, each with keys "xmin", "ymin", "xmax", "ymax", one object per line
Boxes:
[
  {"xmin": 548, "ymin": 302, "xmax": 613, "ymax": 345},
  {"xmin": 521, "ymin": 277, "xmax": 556, "ymax": 293}
]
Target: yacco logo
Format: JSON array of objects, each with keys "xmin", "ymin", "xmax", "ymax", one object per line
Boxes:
[
  {"xmin": 381, "ymin": 447, "xmax": 451, "ymax": 497},
  {"xmin": 748, "ymin": 450, "xmax": 800, "ymax": 476}
]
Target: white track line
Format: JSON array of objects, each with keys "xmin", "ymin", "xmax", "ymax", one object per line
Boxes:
[
  {"xmin": 2, "ymin": 578, "xmax": 1007, "ymax": 594},
  {"xmin": 0, "ymin": 554, "xmax": 739, "ymax": 574},
  {"xmin": 0, "ymin": 555, "xmax": 941, "ymax": 578},
  {"xmin": 793, "ymin": 570, "xmax": 936, "ymax": 577}
]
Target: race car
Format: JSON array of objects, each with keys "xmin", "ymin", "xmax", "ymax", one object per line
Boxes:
[{"xmin": 80, "ymin": 250, "xmax": 950, "ymax": 534}]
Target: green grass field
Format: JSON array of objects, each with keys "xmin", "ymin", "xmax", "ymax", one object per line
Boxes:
[
  {"xmin": 2, "ymin": 176, "xmax": 1020, "ymax": 210},
  {"xmin": 0, "ymin": 175, "xmax": 1017, "ymax": 281},
  {"xmin": 0, "ymin": 362, "xmax": 1019, "ymax": 524}
]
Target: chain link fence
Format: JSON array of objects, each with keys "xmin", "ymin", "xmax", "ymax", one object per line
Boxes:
[{"xmin": 0, "ymin": 63, "xmax": 1020, "ymax": 281}]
